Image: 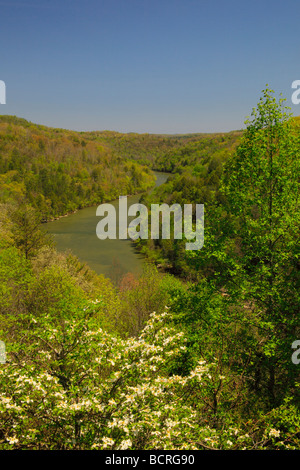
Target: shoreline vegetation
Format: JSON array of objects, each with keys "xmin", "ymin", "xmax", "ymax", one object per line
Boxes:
[
  {"xmin": 41, "ymin": 209, "xmax": 78, "ymax": 223},
  {"xmin": 43, "ymin": 170, "xmax": 173, "ymax": 223},
  {"xmin": 0, "ymin": 89, "xmax": 299, "ymax": 450}
]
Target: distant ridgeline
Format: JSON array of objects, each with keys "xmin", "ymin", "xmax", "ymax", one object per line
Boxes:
[{"xmin": 0, "ymin": 115, "xmax": 246, "ymax": 221}]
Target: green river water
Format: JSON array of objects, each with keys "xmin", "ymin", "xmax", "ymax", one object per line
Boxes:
[{"xmin": 46, "ymin": 171, "xmax": 170, "ymax": 280}]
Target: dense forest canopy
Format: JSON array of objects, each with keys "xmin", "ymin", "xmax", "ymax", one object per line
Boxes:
[
  {"xmin": 0, "ymin": 89, "xmax": 299, "ymax": 450},
  {"xmin": 0, "ymin": 115, "xmax": 156, "ymax": 220}
]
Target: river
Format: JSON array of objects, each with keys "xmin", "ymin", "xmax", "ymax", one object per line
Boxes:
[{"xmin": 46, "ymin": 171, "xmax": 170, "ymax": 281}]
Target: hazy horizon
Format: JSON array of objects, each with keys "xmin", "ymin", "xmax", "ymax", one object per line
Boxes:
[{"xmin": 1, "ymin": 0, "xmax": 300, "ymax": 134}]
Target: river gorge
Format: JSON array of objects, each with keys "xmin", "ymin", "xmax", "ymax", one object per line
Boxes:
[{"xmin": 46, "ymin": 171, "xmax": 170, "ymax": 281}]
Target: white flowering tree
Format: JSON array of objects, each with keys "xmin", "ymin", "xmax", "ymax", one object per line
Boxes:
[{"xmin": 0, "ymin": 305, "xmax": 297, "ymax": 450}]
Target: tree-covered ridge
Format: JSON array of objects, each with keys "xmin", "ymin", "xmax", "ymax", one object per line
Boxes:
[
  {"xmin": 0, "ymin": 114, "xmax": 243, "ymax": 223},
  {"xmin": 137, "ymin": 113, "xmax": 300, "ymax": 278},
  {"xmin": 0, "ymin": 115, "xmax": 155, "ymax": 220},
  {"xmin": 0, "ymin": 91, "xmax": 299, "ymax": 450},
  {"xmin": 86, "ymin": 128, "xmax": 242, "ymax": 171}
]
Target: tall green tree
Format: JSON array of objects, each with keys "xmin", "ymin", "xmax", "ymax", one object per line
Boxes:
[
  {"xmin": 220, "ymin": 87, "xmax": 299, "ymax": 405},
  {"xmin": 8, "ymin": 202, "xmax": 52, "ymax": 259},
  {"xmin": 184, "ymin": 87, "xmax": 299, "ymax": 408}
]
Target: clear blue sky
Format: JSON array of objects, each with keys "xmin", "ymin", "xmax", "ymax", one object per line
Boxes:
[{"xmin": 1, "ymin": 0, "xmax": 300, "ymax": 133}]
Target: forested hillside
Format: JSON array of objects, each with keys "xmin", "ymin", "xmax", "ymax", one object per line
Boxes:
[
  {"xmin": 0, "ymin": 89, "xmax": 299, "ymax": 450},
  {"xmin": 0, "ymin": 116, "xmax": 155, "ymax": 220},
  {"xmin": 137, "ymin": 116, "xmax": 300, "ymax": 278},
  {"xmin": 93, "ymin": 129, "xmax": 241, "ymax": 171},
  {"xmin": 0, "ymin": 114, "xmax": 242, "ymax": 226}
]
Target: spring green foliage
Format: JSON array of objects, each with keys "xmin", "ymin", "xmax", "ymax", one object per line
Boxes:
[
  {"xmin": 97, "ymin": 129, "xmax": 241, "ymax": 171},
  {"xmin": 219, "ymin": 89, "xmax": 300, "ymax": 406},
  {"xmin": 133, "ymin": 132, "xmax": 241, "ymax": 275},
  {"xmin": 171, "ymin": 88, "xmax": 300, "ymax": 420},
  {"xmin": 0, "ymin": 89, "xmax": 299, "ymax": 449},
  {"xmin": 0, "ymin": 116, "xmax": 155, "ymax": 220}
]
